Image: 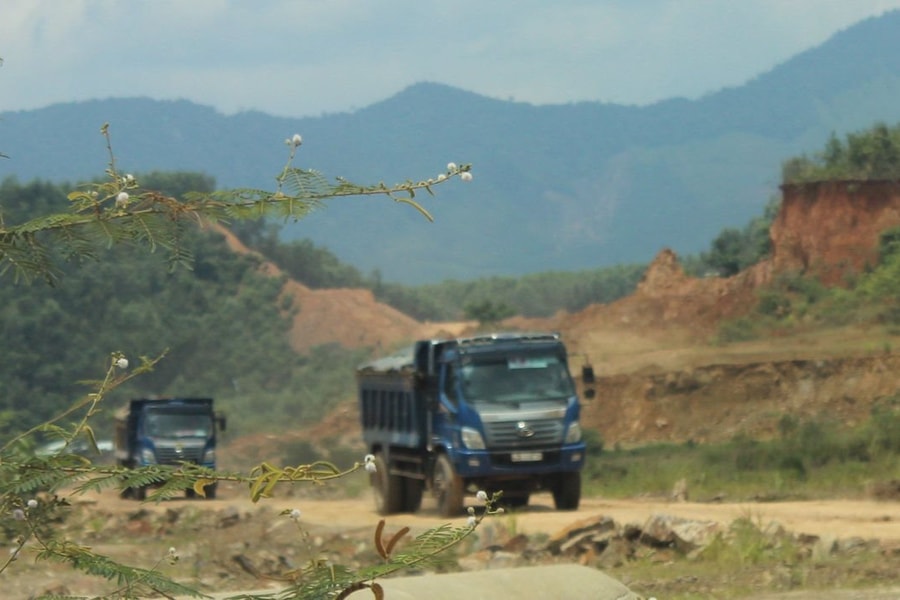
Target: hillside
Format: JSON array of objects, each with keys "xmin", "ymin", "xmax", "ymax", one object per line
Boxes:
[
  {"xmin": 214, "ymin": 225, "xmax": 474, "ymax": 353},
  {"xmin": 6, "ymin": 11, "xmax": 900, "ymax": 283},
  {"xmin": 238, "ymin": 179, "xmax": 900, "ymax": 451}
]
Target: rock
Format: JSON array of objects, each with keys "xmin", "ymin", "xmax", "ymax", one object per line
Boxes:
[
  {"xmin": 640, "ymin": 513, "xmax": 721, "ymax": 553},
  {"xmin": 335, "ymin": 564, "xmax": 643, "ymax": 600},
  {"xmin": 837, "ymin": 536, "xmax": 874, "ymax": 554},
  {"xmin": 484, "ymin": 550, "xmax": 522, "ymax": 569},
  {"xmin": 812, "ymin": 534, "xmax": 838, "ymax": 560},
  {"xmin": 217, "ymin": 506, "xmax": 241, "ymax": 528},
  {"xmin": 546, "ymin": 514, "xmax": 617, "ymax": 555},
  {"xmin": 762, "ymin": 520, "xmax": 788, "ymax": 539},
  {"xmin": 502, "ymin": 533, "xmax": 530, "ymax": 553},
  {"xmin": 232, "ymin": 554, "xmax": 261, "ymax": 578},
  {"xmin": 595, "ymin": 537, "xmax": 634, "ymax": 569}
]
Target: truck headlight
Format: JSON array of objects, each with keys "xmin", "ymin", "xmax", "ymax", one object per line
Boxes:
[
  {"xmin": 140, "ymin": 448, "xmax": 156, "ymax": 465},
  {"xmin": 565, "ymin": 422, "xmax": 582, "ymax": 444},
  {"xmin": 461, "ymin": 427, "xmax": 486, "ymax": 450}
]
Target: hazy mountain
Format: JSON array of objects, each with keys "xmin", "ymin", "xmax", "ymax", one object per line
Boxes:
[{"xmin": 4, "ymin": 11, "xmax": 900, "ymax": 284}]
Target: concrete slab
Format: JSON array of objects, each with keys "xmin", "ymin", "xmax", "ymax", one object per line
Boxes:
[
  {"xmin": 190, "ymin": 564, "xmax": 643, "ymax": 599},
  {"xmin": 345, "ymin": 564, "xmax": 643, "ymax": 600}
]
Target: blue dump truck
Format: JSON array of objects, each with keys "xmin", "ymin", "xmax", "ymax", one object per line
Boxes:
[
  {"xmin": 357, "ymin": 332, "xmax": 594, "ymax": 516},
  {"xmin": 114, "ymin": 397, "xmax": 226, "ymax": 500}
]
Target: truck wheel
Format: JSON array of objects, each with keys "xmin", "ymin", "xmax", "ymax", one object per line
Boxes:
[
  {"xmin": 502, "ymin": 493, "xmax": 530, "ymax": 510},
  {"xmin": 552, "ymin": 471, "xmax": 581, "ymax": 510},
  {"xmin": 371, "ymin": 453, "xmax": 404, "ymax": 515},
  {"xmin": 133, "ymin": 485, "xmax": 147, "ymax": 501},
  {"xmin": 205, "ymin": 482, "xmax": 217, "ymax": 499},
  {"xmin": 434, "ymin": 454, "xmax": 464, "ymax": 517},
  {"xmin": 403, "ymin": 478, "xmax": 424, "ymax": 513}
]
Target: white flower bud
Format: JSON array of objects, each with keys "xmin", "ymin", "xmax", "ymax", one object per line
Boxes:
[
  {"xmin": 115, "ymin": 357, "xmax": 129, "ymax": 369},
  {"xmin": 289, "ymin": 508, "xmax": 302, "ymax": 521},
  {"xmin": 115, "ymin": 192, "xmax": 129, "ymax": 208},
  {"xmin": 460, "ymin": 171, "xmax": 473, "ymax": 182},
  {"xmin": 12, "ymin": 509, "xmax": 25, "ymax": 521},
  {"xmin": 437, "ymin": 173, "xmax": 447, "ymax": 182},
  {"xmin": 291, "ymin": 133, "xmax": 303, "ymax": 147},
  {"xmin": 125, "ymin": 173, "xmax": 135, "ymax": 184},
  {"xmin": 26, "ymin": 499, "xmax": 37, "ymax": 509},
  {"xmin": 447, "ymin": 162, "xmax": 457, "ymax": 172},
  {"xmin": 364, "ymin": 454, "xmax": 377, "ymax": 473},
  {"xmin": 476, "ymin": 490, "xmax": 488, "ymax": 502},
  {"xmin": 466, "ymin": 515, "xmax": 476, "ymax": 527}
]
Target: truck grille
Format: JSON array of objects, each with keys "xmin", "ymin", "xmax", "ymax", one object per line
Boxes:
[
  {"xmin": 483, "ymin": 419, "xmax": 563, "ymax": 449},
  {"xmin": 155, "ymin": 444, "xmax": 204, "ymax": 464}
]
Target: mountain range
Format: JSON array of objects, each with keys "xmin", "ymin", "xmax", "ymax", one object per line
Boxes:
[{"xmin": 4, "ymin": 11, "xmax": 900, "ymax": 284}]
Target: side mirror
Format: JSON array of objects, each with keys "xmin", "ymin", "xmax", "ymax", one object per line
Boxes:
[
  {"xmin": 581, "ymin": 364, "xmax": 596, "ymax": 385},
  {"xmin": 217, "ymin": 414, "xmax": 227, "ymax": 432}
]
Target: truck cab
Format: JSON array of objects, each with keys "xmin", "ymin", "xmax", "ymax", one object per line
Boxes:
[
  {"xmin": 358, "ymin": 332, "xmax": 590, "ymax": 517},
  {"xmin": 115, "ymin": 397, "xmax": 226, "ymax": 500}
]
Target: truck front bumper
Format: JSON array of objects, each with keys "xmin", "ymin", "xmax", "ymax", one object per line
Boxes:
[{"xmin": 452, "ymin": 443, "xmax": 585, "ymax": 479}]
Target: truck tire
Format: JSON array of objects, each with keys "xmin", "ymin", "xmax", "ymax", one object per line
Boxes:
[
  {"xmin": 404, "ymin": 478, "xmax": 424, "ymax": 513},
  {"xmin": 502, "ymin": 493, "xmax": 530, "ymax": 510},
  {"xmin": 371, "ymin": 452, "xmax": 404, "ymax": 515},
  {"xmin": 434, "ymin": 454, "xmax": 464, "ymax": 517},
  {"xmin": 552, "ymin": 471, "xmax": 581, "ymax": 510},
  {"xmin": 133, "ymin": 485, "xmax": 147, "ymax": 501}
]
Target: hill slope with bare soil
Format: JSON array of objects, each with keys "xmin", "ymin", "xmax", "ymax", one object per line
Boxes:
[{"xmin": 216, "ymin": 180, "xmax": 900, "ymax": 447}]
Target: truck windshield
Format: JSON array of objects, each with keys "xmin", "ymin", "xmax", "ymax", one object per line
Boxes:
[
  {"xmin": 144, "ymin": 412, "xmax": 212, "ymax": 438},
  {"xmin": 460, "ymin": 354, "xmax": 575, "ymax": 402}
]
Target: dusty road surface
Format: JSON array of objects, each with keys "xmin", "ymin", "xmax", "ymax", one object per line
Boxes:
[
  {"xmin": 110, "ymin": 484, "xmax": 900, "ymax": 543},
  {"xmin": 9, "ymin": 484, "xmax": 898, "ymax": 600}
]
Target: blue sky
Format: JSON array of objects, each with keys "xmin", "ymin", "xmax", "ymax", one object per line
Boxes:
[{"xmin": 3, "ymin": 1, "xmax": 900, "ymax": 118}]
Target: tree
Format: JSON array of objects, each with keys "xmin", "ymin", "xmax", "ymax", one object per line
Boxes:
[
  {"xmin": 0, "ymin": 126, "xmax": 496, "ymax": 599},
  {"xmin": 464, "ymin": 298, "xmax": 516, "ymax": 325},
  {"xmin": 690, "ymin": 195, "xmax": 777, "ymax": 278},
  {"xmin": 782, "ymin": 121, "xmax": 900, "ymax": 183}
]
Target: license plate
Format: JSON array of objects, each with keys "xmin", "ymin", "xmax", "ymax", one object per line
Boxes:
[{"xmin": 511, "ymin": 451, "xmax": 542, "ymax": 462}]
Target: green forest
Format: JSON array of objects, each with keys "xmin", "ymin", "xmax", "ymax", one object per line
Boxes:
[
  {"xmin": 7, "ymin": 121, "xmax": 900, "ymax": 443},
  {"xmin": 0, "ymin": 173, "xmax": 369, "ymax": 440},
  {"xmin": 0, "ymin": 175, "xmax": 766, "ymax": 443},
  {"xmin": 783, "ymin": 121, "xmax": 900, "ymax": 182}
]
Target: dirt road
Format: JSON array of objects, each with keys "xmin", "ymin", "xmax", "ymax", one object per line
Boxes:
[
  {"xmin": 8, "ymin": 484, "xmax": 896, "ymax": 600},
  {"xmin": 101, "ymin": 484, "xmax": 900, "ymax": 543},
  {"xmin": 292, "ymin": 492, "xmax": 900, "ymax": 544}
]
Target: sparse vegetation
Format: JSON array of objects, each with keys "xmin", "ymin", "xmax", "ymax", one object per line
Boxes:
[
  {"xmin": 585, "ymin": 398, "xmax": 900, "ymax": 502},
  {"xmin": 0, "ymin": 129, "xmax": 491, "ymax": 599},
  {"xmin": 783, "ymin": 122, "xmax": 900, "ymax": 183}
]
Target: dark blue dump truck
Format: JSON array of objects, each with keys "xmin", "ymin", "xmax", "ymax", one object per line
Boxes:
[
  {"xmin": 114, "ymin": 397, "xmax": 226, "ymax": 500},
  {"xmin": 357, "ymin": 332, "xmax": 595, "ymax": 517}
]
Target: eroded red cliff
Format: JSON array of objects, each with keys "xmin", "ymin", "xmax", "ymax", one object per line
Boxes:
[
  {"xmin": 581, "ymin": 180, "xmax": 900, "ymax": 336},
  {"xmin": 772, "ymin": 180, "xmax": 900, "ymax": 285}
]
